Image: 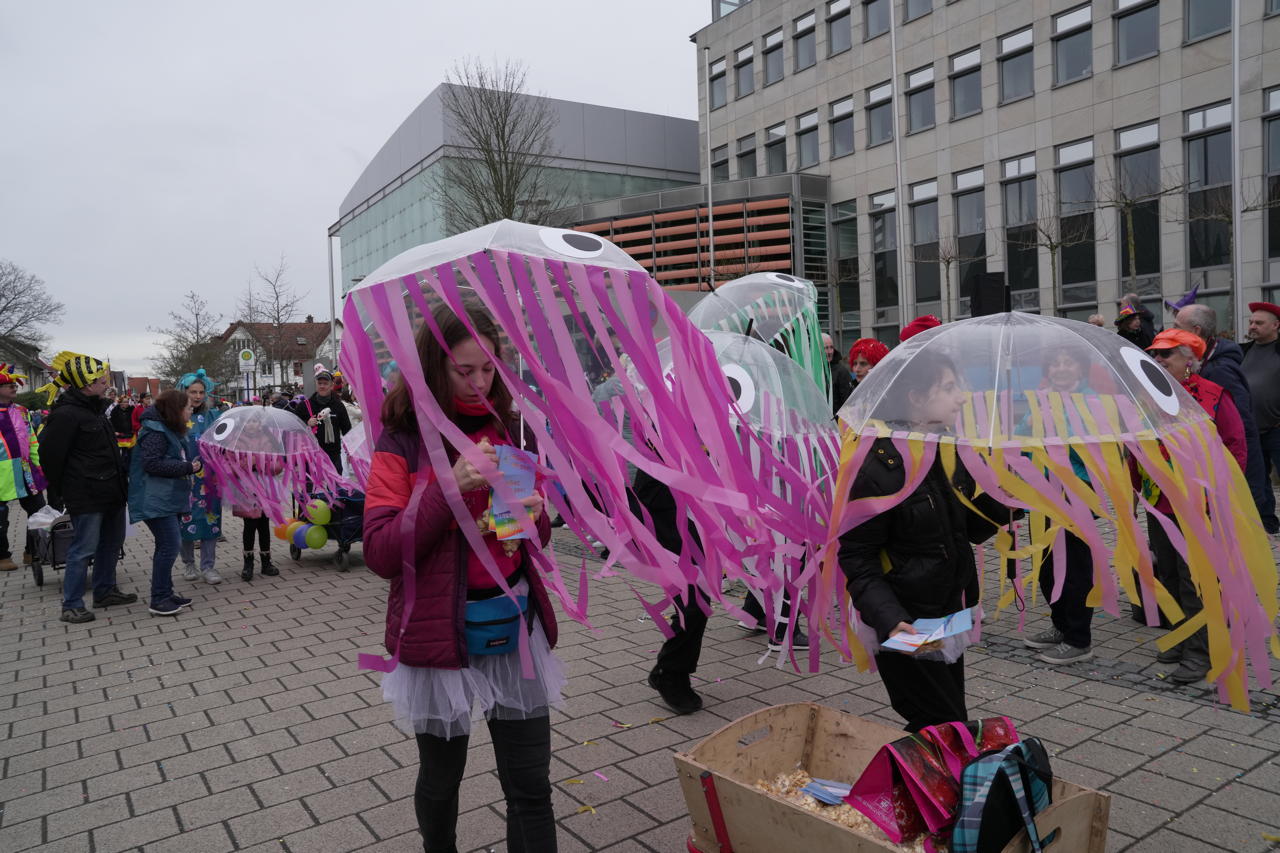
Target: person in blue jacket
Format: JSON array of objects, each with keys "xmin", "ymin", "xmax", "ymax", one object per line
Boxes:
[{"xmin": 129, "ymin": 389, "xmax": 201, "ymax": 616}]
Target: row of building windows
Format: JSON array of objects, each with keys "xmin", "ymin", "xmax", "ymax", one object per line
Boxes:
[
  {"xmin": 708, "ymin": 0, "xmax": 1245, "ymax": 112},
  {"xmin": 830, "ymin": 95, "xmax": 1280, "ymax": 329}
]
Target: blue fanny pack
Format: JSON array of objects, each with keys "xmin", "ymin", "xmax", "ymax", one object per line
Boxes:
[{"xmin": 464, "ymin": 594, "xmax": 528, "ymax": 656}]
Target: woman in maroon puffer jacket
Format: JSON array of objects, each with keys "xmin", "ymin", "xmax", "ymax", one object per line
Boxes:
[{"xmin": 364, "ymin": 301, "xmax": 563, "ymax": 853}]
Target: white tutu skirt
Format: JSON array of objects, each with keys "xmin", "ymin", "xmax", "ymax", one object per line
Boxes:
[{"xmin": 381, "ymin": 582, "xmax": 567, "ymax": 739}]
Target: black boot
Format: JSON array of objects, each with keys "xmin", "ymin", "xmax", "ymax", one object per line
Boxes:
[
  {"xmin": 647, "ymin": 667, "xmax": 703, "ymax": 715},
  {"xmin": 260, "ymin": 550, "xmax": 278, "ymax": 576},
  {"xmin": 241, "ymin": 552, "xmax": 254, "ymax": 582}
]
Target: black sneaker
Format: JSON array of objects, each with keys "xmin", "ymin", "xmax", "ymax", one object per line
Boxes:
[
  {"xmin": 647, "ymin": 668, "xmax": 703, "ymax": 715},
  {"xmin": 93, "ymin": 587, "xmax": 138, "ymax": 608},
  {"xmin": 148, "ymin": 599, "xmax": 182, "ymax": 617},
  {"xmin": 1168, "ymin": 661, "xmax": 1208, "ymax": 684},
  {"xmin": 768, "ymin": 625, "xmax": 810, "ymax": 652},
  {"xmin": 60, "ymin": 607, "xmax": 95, "ymax": 624},
  {"xmin": 171, "ymin": 595, "xmax": 193, "ymax": 609}
]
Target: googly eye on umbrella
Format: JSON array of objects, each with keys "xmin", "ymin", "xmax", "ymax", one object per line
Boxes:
[
  {"xmin": 824, "ymin": 312, "xmax": 1277, "ymax": 709},
  {"xmin": 197, "ymin": 406, "xmax": 351, "ymax": 525}
]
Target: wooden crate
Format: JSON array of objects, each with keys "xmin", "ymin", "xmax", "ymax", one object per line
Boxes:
[{"xmin": 674, "ymin": 702, "xmax": 1110, "ymax": 853}]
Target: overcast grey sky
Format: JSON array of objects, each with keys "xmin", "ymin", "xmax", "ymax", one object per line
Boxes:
[{"xmin": 0, "ymin": 1, "xmax": 708, "ymax": 376}]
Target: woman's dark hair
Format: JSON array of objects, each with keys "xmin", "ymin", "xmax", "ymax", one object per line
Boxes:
[
  {"xmin": 897, "ymin": 350, "xmax": 959, "ymax": 402},
  {"xmin": 380, "ymin": 300, "xmax": 512, "ymax": 435},
  {"xmin": 154, "ymin": 389, "xmax": 190, "ymax": 436}
]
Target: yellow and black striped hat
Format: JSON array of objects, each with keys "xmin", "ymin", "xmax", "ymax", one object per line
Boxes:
[{"xmin": 35, "ymin": 351, "xmax": 109, "ymax": 404}]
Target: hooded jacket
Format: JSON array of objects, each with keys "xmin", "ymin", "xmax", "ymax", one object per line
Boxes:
[
  {"xmin": 1201, "ymin": 338, "xmax": 1266, "ymax": 496},
  {"xmin": 127, "ymin": 408, "xmax": 195, "ymax": 523},
  {"xmin": 39, "ymin": 387, "xmax": 127, "ymax": 514},
  {"xmin": 838, "ymin": 438, "xmax": 1012, "ymax": 642},
  {"xmin": 363, "ymin": 420, "xmax": 556, "ymax": 669}
]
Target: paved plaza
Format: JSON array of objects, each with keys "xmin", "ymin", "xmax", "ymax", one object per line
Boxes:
[{"xmin": 2, "ymin": 518, "xmax": 1279, "ymax": 853}]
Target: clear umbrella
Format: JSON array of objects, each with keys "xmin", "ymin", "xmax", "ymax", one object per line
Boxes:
[
  {"xmin": 687, "ymin": 272, "xmax": 829, "ymax": 402},
  {"xmin": 826, "ymin": 312, "xmax": 1277, "ymax": 710}
]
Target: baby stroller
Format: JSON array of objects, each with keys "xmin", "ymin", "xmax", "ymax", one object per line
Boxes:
[
  {"xmin": 288, "ymin": 489, "xmax": 365, "ymax": 570},
  {"xmin": 28, "ymin": 512, "xmax": 74, "ymax": 587}
]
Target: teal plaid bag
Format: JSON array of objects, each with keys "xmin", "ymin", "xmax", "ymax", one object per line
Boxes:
[{"xmin": 951, "ymin": 738, "xmax": 1053, "ymax": 853}]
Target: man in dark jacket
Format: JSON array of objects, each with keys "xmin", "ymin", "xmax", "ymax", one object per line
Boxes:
[
  {"xmin": 1242, "ymin": 302, "xmax": 1280, "ymax": 534},
  {"xmin": 825, "ymin": 333, "xmax": 855, "ymax": 414},
  {"xmin": 1175, "ymin": 304, "xmax": 1269, "ymax": 527},
  {"xmin": 290, "ymin": 368, "xmax": 351, "ymax": 473},
  {"xmin": 36, "ymin": 353, "xmax": 137, "ymax": 623}
]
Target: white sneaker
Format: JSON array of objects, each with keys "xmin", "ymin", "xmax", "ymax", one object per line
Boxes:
[
  {"xmin": 182, "ymin": 564, "xmax": 200, "ymax": 582},
  {"xmin": 202, "ymin": 568, "xmax": 222, "ymax": 585}
]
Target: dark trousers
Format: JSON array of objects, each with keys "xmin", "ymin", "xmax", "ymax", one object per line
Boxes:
[
  {"xmin": 0, "ymin": 492, "xmax": 46, "ymax": 559},
  {"xmin": 1039, "ymin": 531, "xmax": 1094, "ymax": 649},
  {"xmin": 654, "ymin": 585, "xmax": 710, "ymax": 676},
  {"xmin": 143, "ymin": 515, "xmax": 181, "ymax": 606},
  {"xmin": 1257, "ymin": 427, "xmax": 1280, "ymax": 533},
  {"xmin": 875, "ymin": 651, "xmax": 967, "ymax": 733},
  {"xmin": 242, "ymin": 516, "xmax": 270, "ymax": 551},
  {"xmin": 1148, "ymin": 515, "xmax": 1209, "ymax": 668},
  {"xmin": 414, "ymin": 716, "xmax": 555, "ymax": 853}
]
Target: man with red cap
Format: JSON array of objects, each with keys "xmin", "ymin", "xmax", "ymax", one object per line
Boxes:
[
  {"xmin": 900, "ymin": 315, "xmax": 941, "ymax": 342},
  {"xmin": 1243, "ymin": 301, "xmax": 1280, "ymax": 534}
]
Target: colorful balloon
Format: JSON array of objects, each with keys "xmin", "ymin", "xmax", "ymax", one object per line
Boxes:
[
  {"xmin": 304, "ymin": 525, "xmax": 329, "ymax": 549},
  {"xmin": 306, "ymin": 499, "xmax": 332, "ymax": 526}
]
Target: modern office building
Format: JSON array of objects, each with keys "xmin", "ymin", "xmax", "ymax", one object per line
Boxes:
[
  {"xmin": 330, "ymin": 85, "xmax": 701, "ymax": 293},
  {"xmin": 687, "ymin": 0, "xmax": 1280, "ymax": 343}
]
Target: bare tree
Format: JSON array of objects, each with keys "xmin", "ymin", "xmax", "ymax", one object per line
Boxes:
[
  {"xmin": 149, "ymin": 291, "xmax": 236, "ymax": 385},
  {"xmin": 1096, "ymin": 162, "xmax": 1185, "ymax": 295},
  {"xmin": 1001, "ymin": 188, "xmax": 1105, "ymax": 316},
  {"xmin": 236, "ymin": 256, "xmax": 306, "ymax": 386},
  {"xmin": 0, "ymin": 259, "xmax": 65, "ymax": 350},
  {"xmin": 933, "ymin": 234, "xmax": 990, "ymax": 322},
  {"xmin": 430, "ymin": 58, "xmax": 567, "ymax": 231}
]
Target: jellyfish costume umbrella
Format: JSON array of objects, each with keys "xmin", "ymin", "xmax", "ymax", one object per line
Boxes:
[
  {"xmin": 687, "ymin": 272, "xmax": 829, "ymax": 403},
  {"xmin": 340, "ymin": 220, "xmax": 831, "ymax": 673},
  {"xmin": 196, "ymin": 406, "xmax": 350, "ymax": 525},
  {"xmin": 822, "ymin": 312, "xmax": 1278, "ymax": 709}
]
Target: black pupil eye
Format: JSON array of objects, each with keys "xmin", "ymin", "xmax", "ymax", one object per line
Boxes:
[
  {"xmin": 1140, "ymin": 359, "xmax": 1173, "ymax": 396},
  {"xmin": 727, "ymin": 376, "xmax": 743, "ymax": 400},
  {"xmin": 775, "ymin": 274, "xmax": 796, "ymax": 282},
  {"xmin": 562, "ymin": 233, "xmax": 601, "ymax": 252}
]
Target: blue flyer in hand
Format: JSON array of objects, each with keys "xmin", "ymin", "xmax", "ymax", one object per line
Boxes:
[{"xmin": 489, "ymin": 445, "xmax": 538, "ymax": 541}]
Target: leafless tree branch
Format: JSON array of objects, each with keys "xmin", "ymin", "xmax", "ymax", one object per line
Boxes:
[{"xmin": 0, "ymin": 259, "xmax": 64, "ymax": 350}]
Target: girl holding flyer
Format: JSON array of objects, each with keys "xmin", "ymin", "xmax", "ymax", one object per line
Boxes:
[{"xmin": 363, "ymin": 301, "xmax": 564, "ymax": 853}]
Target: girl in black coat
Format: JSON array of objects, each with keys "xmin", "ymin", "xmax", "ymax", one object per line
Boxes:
[{"xmin": 838, "ymin": 351, "xmax": 1014, "ymax": 731}]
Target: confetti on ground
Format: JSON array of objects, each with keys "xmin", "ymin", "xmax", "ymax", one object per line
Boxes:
[
  {"xmin": 581, "ymin": 740, "xmax": 597, "ymax": 746},
  {"xmin": 611, "ymin": 721, "xmax": 631, "ymax": 728},
  {"xmin": 576, "ymin": 805, "xmax": 596, "ymax": 815},
  {"xmin": 648, "ymin": 717, "xmax": 667, "ymax": 724},
  {"xmin": 564, "ymin": 779, "xmax": 584, "ymax": 785},
  {"xmin": 593, "ymin": 771, "xmax": 609, "ymax": 782}
]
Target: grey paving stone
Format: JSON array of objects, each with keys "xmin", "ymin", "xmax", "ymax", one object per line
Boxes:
[
  {"xmin": 1, "ymin": 781, "xmax": 86, "ymax": 827},
  {"xmin": 1166, "ymin": 803, "xmax": 1280, "ymax": 853},
  {"xmin": 92, "ymin": 808, "xmax": 179, "ymax": 853},
  {"xmin": 127, "ymin": 774, "xmax": 210, "ymax": 815},
  {"xmin": 281, "ymin": 814, "xmax": 377, "ymax": 853},
  {"xmin": 254, "ymin": 766, "xmax": 333, "ymax": 807},
  {"xmin": 141, "ymin": 822, "xmax": 232, "ymax": 853},
  {"xmin": 560, "ymin": 798, "xmax": 658, "ymax": 849},
  {"xmin": 46, "ymin": 795, "xmax": 130, "ymax": 842}
]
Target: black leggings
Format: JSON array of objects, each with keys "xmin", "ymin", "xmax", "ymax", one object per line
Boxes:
[
  {"xmin": 242, "ymin": 516, "xmax": 270, "ymax": 551},
  {"xmin": 875, "ymin": 651, "xmax": 968, "ymax": 733},
  {"xmin": 414, "ymin": 715, "xmax": 556, "ymax": 853}
]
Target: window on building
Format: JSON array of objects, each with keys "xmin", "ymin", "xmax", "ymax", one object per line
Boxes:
[
  {"xmin": 866, "ymin": 82, "xmax": 893, "ymax": 146},
  {"xmin": 794, "ymin": 12, "xmax": 817, "ymax": 71},
  {"xmin": 1057, "ymin": 140, "xmax": 1096, "ymax": 307},
  {"xmin": 832, "ymin": 199, "xmax": 861, "ymax": 340},
  {"xmin": 1186, "ymin": 0, "xmax": 1230, "ymax": 41},
  {"xmin": 734, "ymin": 44, "xmax": 755, "ymax": 97},
  {"xmin": 828, "ymin": 0, "xmax": 852, "ymax": 55},
  {"xmin": 870, "ymin": 191, "xmax": 899, "ymax": 321},
  {"xmin": 998, "ymin": 27, "xmax": 1034, "ymax": 103},
  {"xmin": 905, "ymin": 0, "xmax": 931, "ymax": 22},
  {"xmin": 955, "ymin": 169, "xmax": 988, "ymax": 303},
  {"xmin": 1186, "ymin": 114, "xmax": 1233, "ymax": 274},
  {"xmin": 911, "ymin": 183, "xmax": 941, "ymax": 307},
  {"xmin": 711, "ymin": 144, "xmax": 730, "ymax": 182},
  {"xmin": 906, "ymin": 66, "xmax": 935, "ymax": 133},
  {"xmin": 830, "ymin": 96, "xmax": 855, "ymax": 157},
  {"xmin": 1115, "ymin": 123, "xmax": 1161, "ymax": 283},
  {"xmin": 1115, "ymin": 0, "xmax": 1158, "ymax": 65},
  {"xmin": 864, "ymin": 0, "xmax": 889, "ymax": 40},
  {"xmin": 763, "ymin": 28, "xmax": 784, "ymax": 85},
  {"xmin": 1270, "ymin": 0, "xmax": 1280, "ymax": 15},
  {"xmin": 737, "ymin": 134, "xmax": 757, "ymax": 179},
  {"xmin": 709, "ymin": 57, "xmax": 727, "ymax": 109},
  {"xmin": 796, "ymin": 111, "xmax": 820, "ymax": 168},
  {"xmin": 1266, "ymin": 90, "xmax": 1280, "ymax": 282},
  {"xmin": 1053, "ymin": 6, "xmax": 1092, "ymax": 86},
  {"xmin": 765, "ymin": 122, "xmax": 787, "ymax": 174},
  {"xmin": 950, "ymin": 48, "xmax": 981, "ymax": 119},
  {"xmin": 1003, "ymin": 155, "xmax": 1039, "ymax": 304}
]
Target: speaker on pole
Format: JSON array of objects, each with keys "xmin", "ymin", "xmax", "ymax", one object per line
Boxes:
[{"xmin": 969, "ymin": 271, "xmax": 1009, "ymax": 317}]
